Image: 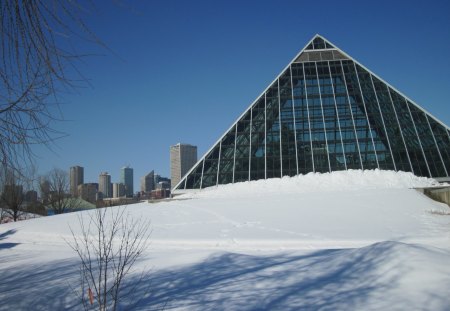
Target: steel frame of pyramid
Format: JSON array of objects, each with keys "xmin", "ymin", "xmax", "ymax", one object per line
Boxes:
[{"xmin": 174, "ymin": 34, "xmax": 450, "ymax": 192}]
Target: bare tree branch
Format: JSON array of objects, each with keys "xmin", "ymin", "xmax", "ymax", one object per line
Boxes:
[
  {"xmin": 0, "ymin": 1, "xmax": 103, "ymax": 173},
  {"xmin": 40, "ymin": 167, "xmax": 83, "ymax": 214}
]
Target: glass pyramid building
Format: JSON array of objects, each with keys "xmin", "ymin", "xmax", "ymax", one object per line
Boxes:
[{"xmin": 174, "ymin": 34, "xmax": 450, "ymax": 191}]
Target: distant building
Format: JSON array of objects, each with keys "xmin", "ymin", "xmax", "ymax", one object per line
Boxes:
[
  {"xmin": 154, "ymin": 174, "xmax": 171, "ymax": 188},
  {"xmin": 69, "ymin": 166, "xmax": 84, "ymax": 197},
  {"xmin": 121, "ymin": 166, "xmax": 133, "ymax": 197},
  {"xmin": 24, "ymin": 190, "xmax": 38, "ymax": 203},
  {"xmin": 113, "ymin": 183, "xmax": 125, "ymax": 198},
  {"xmin": 78, "ymin": 183, "xmax": 98, "ymax": 203},
  {"xmin": 40, "ymin": 178, "xmax": 50, "ymax": 204},
  {"xmin": 150, "ymin": 188, "xmax": 171, "ymax": 200},
  {"xmin": 170, "ymin": 143, "xmax": 197, "ymax": 190},
  {"xmin": 141, "ymin": 171, "xmax": 155, "ymax": 193},
  {"xmin": 156, "ymin": 181, "xmax": 171, "ymax": 190},
  {"xmin": 98, "ymin": 172, "xmax": 112, "ymax": 198}
]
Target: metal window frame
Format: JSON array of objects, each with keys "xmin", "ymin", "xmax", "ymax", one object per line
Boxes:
[
  {"xmin": 328, "ymin": 61, "xmax": 347, "ymax": 170},
  {"xmin": 369, "ymin": 73, "xmax": 396, "ymax": 170},
  {"xmin": 249, "ymin": 106, "xmax": 253, "ymax": 181},
  {"xmin": 290, "ymin": 65, "xmax": 299, "ymax": 175},
  {"xmin": 324, "ymin": 36, "xmax": 450, "ymax": 133},
  {"xmin": 265, "ymin": 92, "xmax": 267, "ymax": 179},
  {"xmin": 216, "ymin": 140, "xmax": 222, "ymax": 186},
  {"xmin": 340, "ymin": 60, "xmax": 363, "ymax": 169},
  {"xmin": 199, "ymin": 159, "xmax": 205, "ymax": 189},
  {"xmin": 278, "ymin": 78, "xmax": 283, "ymax": 177},
  {"xmin": 448, "ymin": 130, "xmax": 450, "ymax": 149},
  {"xmin": 425, "ymin": 114, "xmax": 448, "ymax": 176},
  {"xmin": 302, "ymin": 63, "xmax": 315, "ymax": 172},
  {"xmin": 353, "ymin": 62, "xmax": 379, "ymax": 169},
  {"xmin": 232, "ymin": 124, "xmax": 237, "ymax": 183},
  {"xmin": 314, "ymin": 62, "xmax": 332, "ymax": 172},
  {"xmin": 405, "ymin": 99, "xmax": 432, "ymax": 177},
  {"xmin": 387, "ymin": 87, "xmax": 414, "ymax": 173}
]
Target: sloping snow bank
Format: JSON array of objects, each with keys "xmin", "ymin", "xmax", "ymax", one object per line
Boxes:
[
  {"xmin": 142, "ymin": 241, "xmax": 450, "ymax": 311},
  {"xmin": 0, "ymin": 241, "xmax": 449, "ymax": 310},
  {"xmin": 0, "ymin": 170, "xmax": 449, "ymax": 310},
  {"xmin": 180, "ymin": 169, "xmax": 441, "ymax": 199}
]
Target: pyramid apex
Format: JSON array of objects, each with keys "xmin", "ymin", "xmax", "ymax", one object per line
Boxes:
[{"xmin": 305, "ymin": 34, "xmax": 335, "ymax": 50}]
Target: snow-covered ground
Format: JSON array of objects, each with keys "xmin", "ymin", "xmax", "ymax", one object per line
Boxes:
[{"xmin": 0, "ymin": 170, "xmax": 449, "ymax": 310}]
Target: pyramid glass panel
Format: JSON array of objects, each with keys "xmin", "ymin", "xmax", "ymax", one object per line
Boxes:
[
  {"xmin": 174, "ymin": 35, "xmax": 450, "ymax": 191},
  {"xmin": 250, "ymin": 98, "xmax": 266, "ymax": 181}
]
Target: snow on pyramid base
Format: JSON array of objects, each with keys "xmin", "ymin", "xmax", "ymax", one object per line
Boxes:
[
  {"xmin": 174, "ymin": 35, "xmax": 450, "ymax": 192},
  {"xmin": 179, "ymin": 169, "xmax": 441, "ymax": 199}
]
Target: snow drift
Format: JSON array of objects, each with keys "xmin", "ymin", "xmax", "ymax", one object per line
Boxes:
[
  {"xmin": 0, "ymin": 170, "xmax": 449, "ymax": 310},
  {"xmin": 179, "ymin": 169, "xmax": 441, "ymax": 199}
]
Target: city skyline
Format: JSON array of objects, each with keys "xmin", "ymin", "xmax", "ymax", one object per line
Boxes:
[
  {"xmin": 32, "ymin": 1, "xmax": 450, "ymax": 187},
  {"xmin": 61, "ymin": 165, "xmax": 171, "ymax": 196}
]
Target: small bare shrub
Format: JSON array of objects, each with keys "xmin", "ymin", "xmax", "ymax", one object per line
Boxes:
[{"xmin": 68, "ymin": 206, "xmax": 151, "ymax": 310}]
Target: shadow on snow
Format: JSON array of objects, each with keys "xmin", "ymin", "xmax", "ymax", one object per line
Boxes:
[
  {"xmin": 0, "ymin": 241, "xmax": 449, "ymax": 310},
  {"xmin": 0, "ymin": 229, "xmax": 19, "ymax": 250}
]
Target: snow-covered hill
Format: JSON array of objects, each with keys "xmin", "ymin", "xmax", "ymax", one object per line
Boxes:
[{"xmin": 0, "ymin": 170, "xmax": 449, "ymax": 310}]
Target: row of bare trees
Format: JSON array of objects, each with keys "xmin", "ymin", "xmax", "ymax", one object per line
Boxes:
[{"xmin": 0, "ymin": 167, "xmax": 81, "ymax": 222}]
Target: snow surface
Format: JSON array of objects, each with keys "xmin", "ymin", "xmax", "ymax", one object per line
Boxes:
[{"xmin": 0, "ymin": 170, "xmax": 449, "ymax": 310}]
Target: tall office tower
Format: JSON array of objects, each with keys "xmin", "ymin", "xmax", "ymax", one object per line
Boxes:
[
  {"xmin": 113, "ymin": 183, "xmax": 125, "ymax": 198},
  {"xmin": 69, "ymin": 166, "xmax": 84, "ymax": 197},
  {"xmin": 141, "ymin": 170, "xmax": 155, "ymax": 193},
  {"xmin": 170, "ymin": 143, "xmax": 197, "ymax": 189},
  {"xmin": 121, "ymin": 166, "xmax": 134, "ymax": 197},
  {"xmin": 98, "ymin": 172, "xmax": 111, "ymax": 198},
  {"xmin": 174, "ymin": 34, "xmax": 450, "ymax": 192}
]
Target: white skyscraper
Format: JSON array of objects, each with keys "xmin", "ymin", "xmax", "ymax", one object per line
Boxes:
[
  {"xmin": 98, "ymin": 172, "xmax": 111, "ymax": 198},
  {"xmin": 170, "ymin": 143, "xmax": 197, "ymax": 189},
  {"xmin": 69, "ymin": 166, "xmax": 84, "ymax": 197}
]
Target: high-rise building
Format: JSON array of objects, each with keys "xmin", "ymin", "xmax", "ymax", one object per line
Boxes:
[
  {"xmin": 174, "ymin": 35, "xmax": 450, "ymax": 192},
  {"xmin": 120, "ymin": 166, "xmax": 133, "ymax": 197},
  {"xmin": 98, "ymin": 172, "xmax": 111, "ymax": 198},
  {"xmin": 141, "ymin": 171, "xmax": 155, "ymax": 193},
  {"xmin": 69, "ymin": 166, "xmax": 84, "ymax": 197},
  {"xmin": 170, "ymin": 143, "xmax": 197, "ymax": 189},
  {"xmin": 113, "ymin": 183, "xmax": 125, "ymax": 198},
  {"xmin": 24, "ymin": 190, "xmax": 38, "ymax": 203},
  {"xmin": 78, "ymin": 183, "xmax": 98, "ymax": 203}
]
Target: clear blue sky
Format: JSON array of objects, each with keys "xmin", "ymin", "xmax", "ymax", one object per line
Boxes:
[{"xmin": 34, "ymin": 0, "xmax": 450, "ymax": 188}]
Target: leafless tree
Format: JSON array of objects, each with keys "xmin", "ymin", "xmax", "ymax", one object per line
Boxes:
[
  {"xmin": 0, "ymin": 1, "xmax": 103, "ymax": 173},
  {"xmin": 68, "ymin": 207, "xmax": 152, "ymax": 310},
  {"xmin": 0, "ymin": 167, "xmax": 25, "ymax": 221},
  {"xmin": 0, "ymin": 208, "xmax": 6, "ymax": 224},
  {"xmin": 41, "ymin": 168, "xmax": 81, "ymax": 214}
]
